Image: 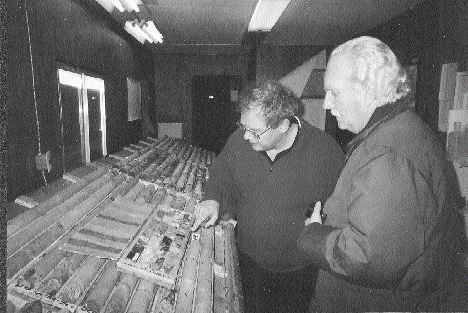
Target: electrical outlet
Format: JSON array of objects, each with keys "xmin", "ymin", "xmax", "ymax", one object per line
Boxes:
[{"xmin": 35, "ymin": 151, "xmax": 52, "ymax": 173}]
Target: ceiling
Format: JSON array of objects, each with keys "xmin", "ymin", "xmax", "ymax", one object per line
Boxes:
[{"xmin": 103, "ymin": 0, "xmax": 428, "ymax": 55}]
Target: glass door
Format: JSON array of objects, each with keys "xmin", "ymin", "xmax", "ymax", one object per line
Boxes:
[
  {"xmin": 58, "ymin": 69, "xmax": 107, "ymax": 172},
  {"xmin": 58, "ymin": 70, "xmax": 84, "ymax": 172},
  {"xmin": 84, "ymin": 76, "xmax": 107, "ymax": 162}
]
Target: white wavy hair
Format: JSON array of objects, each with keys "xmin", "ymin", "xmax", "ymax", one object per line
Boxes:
[{"xmin": 331, "ymin": 36, "xmax": 411, "ymax": 106}]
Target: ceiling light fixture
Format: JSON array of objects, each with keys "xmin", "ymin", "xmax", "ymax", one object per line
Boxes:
[
  {"xmin": 109, "ymin": 0, "xmax": 125, "ymax": 12},
  {"xmin": 124, "ymin": 21, "xmax": 151, "ymax": 43},
  {"xmin": 141, "ymin": 21, "xmax": 164, "ymax": 43},
  {"xmin": 119, "ymin": 0, "xmax": 140, "ymax": 12},
  {"xmin": 94, "ymin": 0, "xmax": 164, "ymax": 45},
  {"xmin": 248, "ymin": 0, "xmax": 291, "ymax": 32}
]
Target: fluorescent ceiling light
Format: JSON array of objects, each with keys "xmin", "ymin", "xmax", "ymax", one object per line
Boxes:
[
  {"xmin": 110, "ymin": 0, "xmax": 125, "ymax": 12},
  {"xmin": 119, "ymin": 0, "xmax": 140, "ymax": 12},
  {"xmin": 248, "ymin": 0, "xmax": 291, "ymax": 32},
  {"xmin": 124, "ymin": 21, "xmax": 151, "ymax": 44},
  {"xmin": 141, "ymin": 21, "xmax": 164, "ymax": 43}
]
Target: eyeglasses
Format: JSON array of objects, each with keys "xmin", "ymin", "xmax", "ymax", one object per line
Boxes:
[{"xmin": 237, "ymin": 122, "xmax": 271, "ymax": 140}]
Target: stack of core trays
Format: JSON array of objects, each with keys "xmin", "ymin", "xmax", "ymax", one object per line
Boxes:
[{"xmin": 7, "ymin": 136, "xmax": 243, "ymax": 313}]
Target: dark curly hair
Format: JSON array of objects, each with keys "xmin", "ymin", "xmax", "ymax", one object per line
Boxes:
[{"xmin": 237, "ymin": 80, "xmax": 302, "ymax": 128}]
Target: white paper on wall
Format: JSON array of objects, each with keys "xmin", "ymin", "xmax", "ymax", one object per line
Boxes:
[
  {"xmin": 438, "ymin": 63, "xmax": 458, "ymax": 132},
  {"xmin": 439, "ymin": 63, "xmax": 458, "ymax": 100},
  {"xmin": 454, "ymin": 71, "xmax": 468, "ymax": 110},
  {"xmin": 446, "ymin": 110, "xmax": 468, "ymax": 161},
  {"xmin": 463, "ymin": 93, "xmax": 468, "ymax": 111},
  {"xmin": 454, "ymin": 161, "xmax": 468, "ymax": 198},
  {"xmin": 438, "ymin": 99, "xmax": 454, "ymax": 132}
]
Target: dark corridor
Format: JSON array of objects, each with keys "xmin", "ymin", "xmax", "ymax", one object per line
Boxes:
[{"xmin": 192, "ymin": 75, "xmax": 240, "ymax": 154}]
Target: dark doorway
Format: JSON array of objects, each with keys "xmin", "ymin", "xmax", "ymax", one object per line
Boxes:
[{"xmin": 192, "ymin": 75, "xmax": 240, "ymax": 154}]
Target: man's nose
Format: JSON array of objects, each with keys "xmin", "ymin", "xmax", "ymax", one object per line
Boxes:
[
  {"xmin": 243, "ymin": 130, "xmax": 251, "ymax": 140},
  {"xmin": 323, "ymin": 91, "xmax": 333, "ymax": 109}
]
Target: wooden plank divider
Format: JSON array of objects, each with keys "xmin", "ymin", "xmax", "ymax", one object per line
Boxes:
[
  {"xmin": 123, "ymin": 182, "xmax": 146, "ymax": 201},
  {"xmin": 110, "ymin": 176, "xmax": 138, "ymax": 200},
  {"xmin": 7, "ymin": 141, "xmax": 226, "ymax": 313},
  {"xmin": 7, "ymin": 196, "xmax": 115, "ymax": 285},
  {"xmin": 150, "ymin": 188, "xmax": 167, "ymax": 206},
  {"xmin": 161, "ymin": 193, "xmax": 175, "ymax": 207},
  {"xmin": 149, "ymin": 286, "xmax": 175, "ymax": 313},
  {"xmin": 7, "ymin": 167, "xmax": 109, "ymax": 237},
  {"xmin": 8, "ymin": 186, "xmax": 114, "ymax": 274},
  {"xmin": 172, "ymin": 195, "xmax": 187, "ymax": 211},
  {"xmin": 59, "ymin": 181, "xmax": 116, "ymax": 230},
  {"xmin": 7, "ymin": 223, "xmax": 68, "ymax": 281},
  {"xmin": 123, "ymin": 147, "xmax": 138, "ymax": 153},
  {"xmin": 36, "ymin": 252, "xmax": 87, "ymax": 299},
  {"xmin": 135, "ymin": 184, "xmax": 156, "ymax": 204},
  {"xmin": 7, "ymin": 173, "xmax": 113, "ymax": 257},
  {"xmin": 54, "ymin": 256, "xmax": 106, "ymax": 308},
  {"xmin": 103, "ymin": 273, "xmax": 138, "ymax": 313},
  {"xmin": 11, "ymin": 248, "xmax": 68, "ymax": 291},
  {"xmin": 126, "ymin": 279, "xmax": 156, "ymax": 313},
  {"xmin": 173, "ymin": 232, "xmax": 202, "ymax": 313},
  {"xmin": 224, "ymin": 222, "xmax": 243, "ymax": 313},
  {"xmin": 193, "ymin": 227, "xmax": 215, "ymax": 313},
  {"xmin": 213, "ymin": 225, "xmax": 228, "ymax": 313},
  {"xmin": 78, "ymin": 261, "xmax": 121, "ymax": 313}
]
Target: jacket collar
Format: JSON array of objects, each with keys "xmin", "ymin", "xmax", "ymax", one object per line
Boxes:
[{"xmin": 345, "ymin": 96, "xmax": 414, "ymax": 160}]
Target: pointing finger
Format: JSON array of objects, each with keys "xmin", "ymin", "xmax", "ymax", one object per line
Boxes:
[
  {"xmin": 205, "ymin": 211, "xmax": 218, "ymax": 228},
  {"xmin": 191, "ymin": 209, "xmax": 206, "ymax": 231}
]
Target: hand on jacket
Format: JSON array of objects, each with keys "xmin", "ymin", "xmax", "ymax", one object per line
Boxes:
[
  {"xmin": 191, "ymin": 199, "xmax": 219, "ymax": 231},
  {"xmin": 305, "ymin": 201, "xmax": 324, "ymax": 225}
]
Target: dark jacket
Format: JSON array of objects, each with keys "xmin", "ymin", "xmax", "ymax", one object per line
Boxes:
[
  {"xmin": 298, "ymin": 103, "xmax": 466, "ymax": 312},
  {"xmin": 205, "ymin": 118, "xmax": 345, "ymax": 272}
]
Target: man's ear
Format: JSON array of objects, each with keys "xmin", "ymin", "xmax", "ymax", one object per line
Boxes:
[{"xmin": 278, "ymin": 118, "xmax": 291, "ymax": 133}]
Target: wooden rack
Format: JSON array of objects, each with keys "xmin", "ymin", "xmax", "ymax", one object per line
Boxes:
[{"xmin": 7, "ymin": 137, "xmax": 243, "ymax": 313}]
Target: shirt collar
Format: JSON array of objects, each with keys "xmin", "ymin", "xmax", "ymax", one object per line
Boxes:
[{"xmin": 261, "ymin": 116, "xmax": 301, "ymax": 164}]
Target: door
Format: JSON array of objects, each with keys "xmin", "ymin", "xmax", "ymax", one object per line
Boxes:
[
  {"xmin": 85, "ymin": 76, "xmax": 107, "ymax": 162},
  {"xmin": 58, "ymin": 69, "xmax": 107, "ymax": 172},
  {"xmin": 59, "ymin": 70, "xmax": 84, "ymax": 172},
  {"xmin": 192, "ymin": 75, "xmax": 240, "ymax": 154}
]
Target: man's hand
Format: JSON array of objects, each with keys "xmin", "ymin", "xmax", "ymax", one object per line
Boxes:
[
  {"xmin": 305, "ymin": 201, "xmax": 324, "ymax": 225},
  {"xmin": 191, "ymin": 200, "xmax": 219, "ymax": 231}
]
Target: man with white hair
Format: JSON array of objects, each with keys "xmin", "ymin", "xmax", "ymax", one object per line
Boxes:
[{"xmin": 298, "ymin": 36, "xmax": 466, "ymax": 311}]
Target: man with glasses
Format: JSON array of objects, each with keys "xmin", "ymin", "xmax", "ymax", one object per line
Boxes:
[{"xmin": 192, "ymin": 80, "xmax": 345, "ymax": 312}]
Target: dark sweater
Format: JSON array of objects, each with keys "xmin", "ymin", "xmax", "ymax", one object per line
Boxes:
[{"xmin": 204, "ymin": 119, "xmax": 345, "ymax": 272}]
